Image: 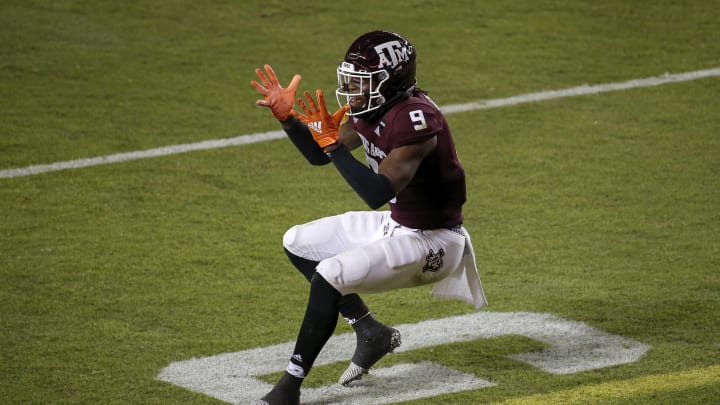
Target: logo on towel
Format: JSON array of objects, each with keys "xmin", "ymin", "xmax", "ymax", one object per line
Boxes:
[{"xmin": 423, "ymin": 248, "xmax": 445, "ymax": 272}]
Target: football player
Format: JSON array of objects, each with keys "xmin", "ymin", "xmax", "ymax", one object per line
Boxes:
[{"xmin": 251, "ymin": 30, "xmax": 486, "ymax": 405}]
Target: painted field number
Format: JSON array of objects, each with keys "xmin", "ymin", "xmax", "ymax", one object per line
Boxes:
[{"xmin": 158, "ymin": 311, "xmax": 650, "ymax": 404}]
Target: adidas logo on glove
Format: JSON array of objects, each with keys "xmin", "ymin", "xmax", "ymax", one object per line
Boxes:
[{"xmin": 308, "ymin": 121, "xmax": 323, "ymax": 133}]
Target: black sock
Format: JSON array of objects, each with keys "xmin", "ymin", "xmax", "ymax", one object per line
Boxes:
[
  {"xmin": 339, "ymin": 294, "xmax": 370, "ymax": 325},
  {"xmin": 350, "ymin": 312, "xmax": 383, "ymax": 334},
  {"xmin": 269, "ymin": 372, "xmax": 302, "ymax": 396},
  {"xmin": 287, "ymin": 273, "xmax": 341, "ymax": 378}
]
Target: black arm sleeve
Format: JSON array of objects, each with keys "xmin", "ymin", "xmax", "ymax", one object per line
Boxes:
[
  {"xmin": 326, "ymin": 144, "xmax": 396, "ymax": 209},
  {"xmin": 283, "ymin": 117, "xmax": 330, "ymax": 166}
]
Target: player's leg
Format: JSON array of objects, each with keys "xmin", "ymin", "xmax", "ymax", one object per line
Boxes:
[
  {"xmin": 282, "ymin": 211, "xmax": 389, "ymax": 262},
  {"xmin": 257, "ymin": 272, "xmax": 341, "ymax": 404},
  {"xmin": 316, "ymin": 227, "xmax": 466, "ymax": 385},
  {"xmin": 283, "ymin": 225, "xmax": 397, "ymax": 379},
  {"xmin": 318, "ymin": 227, "xmax": 466, "ymax": 295},
  {"xmin": 282, "ymin": 211, "xmax": 391, "ymax": 346},
  {"xmin": 284, "ymin": 247, "xmax": 371, "ymax": 325}
]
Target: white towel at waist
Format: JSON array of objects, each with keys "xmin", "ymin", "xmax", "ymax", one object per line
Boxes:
[{"xmin": 431, "ymin": 226, "xmax": 487, "ymax": 310}]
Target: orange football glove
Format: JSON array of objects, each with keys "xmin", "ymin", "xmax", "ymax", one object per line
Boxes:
[
  {"xmin": 251, "ymin": 64, "xmax": 301, "ymax": 122},
  {"xmin": 294, "ymin": 89, "xmax": 350, "ymax": 149}
]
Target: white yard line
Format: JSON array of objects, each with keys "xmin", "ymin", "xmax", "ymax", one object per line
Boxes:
[{"xmin": 2, "ymin": 67, "xmax": 719, "ymax": 179}]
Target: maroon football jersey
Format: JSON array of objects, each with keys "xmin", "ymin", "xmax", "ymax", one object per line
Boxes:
[{"xmin": 350, "ymin": 93, "xmax": 466, "ymax": 229}]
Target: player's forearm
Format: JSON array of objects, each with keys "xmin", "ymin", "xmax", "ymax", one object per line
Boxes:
[
  {"xmin": 282, "ymin": 116, "xmax": 331, "ymax": 166},
  {"xmin": 326, "ymin": 144, "xmax": 396, "ymax": 209}
]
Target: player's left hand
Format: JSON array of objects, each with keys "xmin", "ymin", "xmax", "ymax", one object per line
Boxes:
[{"xmin": 294, "ymin": 89, "xmax": 350, "ymax": 149}]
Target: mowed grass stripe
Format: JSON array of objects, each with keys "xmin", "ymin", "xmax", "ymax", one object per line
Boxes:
[
  {"xmin": 496, "ymin": 365, "xmax": 720, "ymax": 405},
  {"xmin": 1, "ymin": 67, "xmax": 719, "ymax": 179}
]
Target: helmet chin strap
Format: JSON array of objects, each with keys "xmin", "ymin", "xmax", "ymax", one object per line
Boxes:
[
  {"xmin": 350, "ymin": 105, "xmax": 366, "ymax": 115},
  {"xmin": 361, "ymin": 89, "xmax": 412, "ymax": 123}
]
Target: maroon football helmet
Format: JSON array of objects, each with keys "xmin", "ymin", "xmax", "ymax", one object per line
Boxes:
[{"xmin": 336, "ymin": 31, "xmax": 417, "ymax": 116}]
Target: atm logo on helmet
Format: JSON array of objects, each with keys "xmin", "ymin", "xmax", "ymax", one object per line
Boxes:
[{"xmin": 374, "ymin": 40, "xmax": 411, "ymax": 68}]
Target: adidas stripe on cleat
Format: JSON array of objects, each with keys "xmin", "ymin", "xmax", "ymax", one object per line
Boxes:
[{"xmin": 339, "ymin": 361, "xmax": 368, "ymax": 386}]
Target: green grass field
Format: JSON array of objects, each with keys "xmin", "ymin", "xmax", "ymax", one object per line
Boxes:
[{"xmin": 2, "ymin": 1, "xmax": 719, "ymax": 403}]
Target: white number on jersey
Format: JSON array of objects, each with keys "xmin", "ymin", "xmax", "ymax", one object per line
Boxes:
[{"xmin": 409, "ymin": 110, "xmax": 427, "ymax": 131}]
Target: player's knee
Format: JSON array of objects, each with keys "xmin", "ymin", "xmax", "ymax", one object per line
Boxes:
[
  {"xmin": 282, "ymin": 225, "xmax": 299, "ymax": 251},
  {"xmin": 310, "ymin": 272, "xmax": 340, "ymax": 294},
  {"xmin": 316, "ymin": 253, "xmax": 371, "ymax": 295}
]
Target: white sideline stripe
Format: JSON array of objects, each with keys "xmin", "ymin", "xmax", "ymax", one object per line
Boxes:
[
  {"xmin": 2, "ymin": 67, "xmax": 719, "ymax": 179},
  {"xmin": 440, "ymin": 67, "xmax": 720, "ymax": 114},
  {"xmin": 0, "ymin": 130, "xmax": 287, "ymax": 179}
]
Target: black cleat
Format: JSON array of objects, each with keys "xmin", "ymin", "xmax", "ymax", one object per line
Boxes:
[
  {"xmin": 339, "ymin": 324, "xmax": 401, "ymax": 386},
  {"xmin": 253, "ymin": 389, "xmax": 300, "ymax": 405},
  {"xmin": 254, "ymin": 373, "xmax": 301, "ymax": 405}
]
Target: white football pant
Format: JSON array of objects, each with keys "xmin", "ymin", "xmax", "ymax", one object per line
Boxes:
[{"xmin": 282, "ymin": 211, "xmax": 466, "ymax": 295}]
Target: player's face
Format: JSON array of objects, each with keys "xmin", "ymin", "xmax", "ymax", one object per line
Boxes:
[{"xmin": 347, "ymin": 77, "xmax": 369, "ymax": 109}]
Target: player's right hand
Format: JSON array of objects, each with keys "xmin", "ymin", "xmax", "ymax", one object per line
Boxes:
[{"xmin": 251, "ymin": 64, "xmax": 301, "ymax": 122}]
